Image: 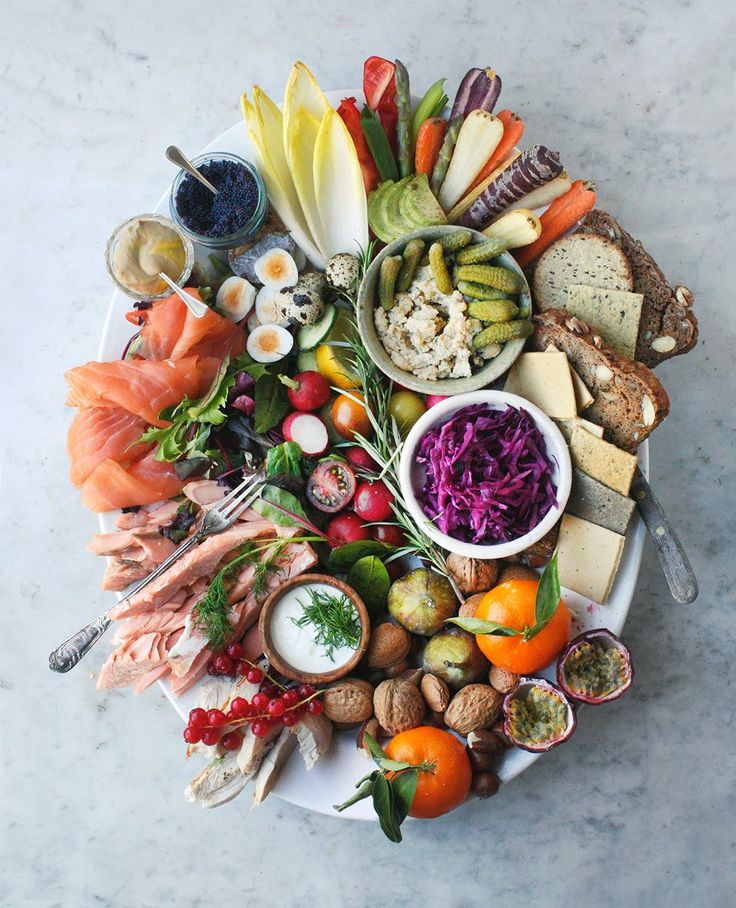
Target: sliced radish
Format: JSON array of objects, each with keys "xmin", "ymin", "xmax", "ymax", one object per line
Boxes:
[
  {"xmin": 282, "ymin": 412, "xmax": 329, "ymax": 455},
  {"xmin": 216, "ymin": 276, "xmax": 256, "ymax": 321},
  {"xmin": 255, "ymin": 285, "xmax": 288, "ymax": 326},
  {"xmin": 254, "ymin": 248, "xmax": 299, "ymax": 289},
  {"xmin": 246, "ymin": 324, "xmax": 294, "ymax": 363}
]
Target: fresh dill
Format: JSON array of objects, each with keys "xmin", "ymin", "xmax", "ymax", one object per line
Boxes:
[
  {"xmin": 193, "ymin": 535, "xmax": 322, "ymax": 650},
  {"xmin": 291, "ymin": 588, "xmax": 361, "ymax": 661}
]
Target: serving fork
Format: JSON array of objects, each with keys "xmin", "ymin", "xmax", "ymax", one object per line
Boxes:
[{"xmin": 48, "ymin": 473, "xmax": 265, "ymax": 673}]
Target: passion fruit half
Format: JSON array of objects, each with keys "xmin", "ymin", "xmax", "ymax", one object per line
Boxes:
[
  {"xmin": 556, "ymin": 628, "xmax": 633, "ymax": 705},
  {"xmin": 502, "ymin": 677, "xmax": 576, "ymax": 752}
]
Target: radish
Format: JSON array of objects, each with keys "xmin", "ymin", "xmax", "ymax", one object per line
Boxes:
[
  {"xmin": 282, "ymin": 412, "xmax": 329, "ymax": 455},
  {"xmin": 425, "ymin": 394, "xmax": 448, "ymax": 409}
]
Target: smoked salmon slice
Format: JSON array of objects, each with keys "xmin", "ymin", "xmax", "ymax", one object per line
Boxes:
[
  {"xmin": 67, "ymin": 406, "xmax": 147, "ymax": 487},
  {"xmin": 65, "ymin": 356, "xmax": 212, "ymax": 428},
  {"xmin": 81, "ymin": 451, "xmax": 185, "ymax": 513},
  {"xmin": 133, "ymin": 290, "xmax": 246, "ymax": 361}
]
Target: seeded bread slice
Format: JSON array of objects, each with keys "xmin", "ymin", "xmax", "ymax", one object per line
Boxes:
[
  {"xmin": 532, "ymin": 233, "xmax": 634, "ymax": 311},
  {"xmin": 578, "ymin": 209, "xmax": 698, "ymax": 367},
  {"xmin": 530, "ymin": 309, "xmax": 670, "ymax": 451}
]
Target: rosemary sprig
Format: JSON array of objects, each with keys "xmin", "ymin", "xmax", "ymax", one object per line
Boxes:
[
  {"xmin": 291, "ymin": 588, "xmax": 361, "ymax": 661},
  {"xmin": 193, "ymin": 535, "xmax": 323, "ymax": 650}
]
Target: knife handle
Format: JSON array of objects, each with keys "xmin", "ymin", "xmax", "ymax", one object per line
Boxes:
[{"xmin": 632, "ymin": 468, "xmax": 698, "ymax": 603}]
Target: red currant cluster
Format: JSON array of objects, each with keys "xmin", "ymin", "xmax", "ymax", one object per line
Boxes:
[
  {"xmin": 206, "ymin": 641, "xmax": 259, "ymax": 678},
  {"xmin": 183, "ymin": 679, "xmax": 324, "ymax": 748}
]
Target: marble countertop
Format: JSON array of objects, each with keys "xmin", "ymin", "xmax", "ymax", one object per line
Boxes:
[{"xmin": 3, "ymin": 0, "xmax": 735, "ymax": 904}]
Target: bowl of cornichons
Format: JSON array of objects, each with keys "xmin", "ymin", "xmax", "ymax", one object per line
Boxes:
[{"xmin": 356, "ymin": 225, "xmax": 533, "ymax": 395}]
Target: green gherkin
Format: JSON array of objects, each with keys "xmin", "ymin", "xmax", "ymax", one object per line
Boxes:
[
  {"xmin": 472, "ymin": 319, "xmax": 533, "ymax": 349},
  {"xmin": 378, "ymin": 255, "xmax": 402, "ymax": 310},
  {"xmin": 428, "ymin": 242, "xmax": 454, "ymax": 295},
  {"xmin": 396, "ymin": 239, "xmax": 426, "ymax": 292}
]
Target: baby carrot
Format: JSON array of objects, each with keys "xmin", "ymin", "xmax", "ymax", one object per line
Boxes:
[
  {"xmin": 414, "ymin": 118, "xmax": 447, "ymax": 177},
  {"xmin": 514, "ymin": 180, "xmax": 597, "ymax": 269},
  {"xmin": 468, "ymin": 110, "xmax": 525, "ymax": 192}
]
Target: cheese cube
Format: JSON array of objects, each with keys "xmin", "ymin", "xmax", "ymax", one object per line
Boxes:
[
  {"xmin": 569, "ymin": 425, "xmax": 637, "ymax": 496},
  {"xmin": 503, "ymin": 351, "xmax": 577, "ymax": 419},
  {"xmin": 566, "ymin": 468, "xmax": 636, "ymax": 535},
  {"xmin": 557, "ymin": 513, "xmax": 625, "ymax": 602},
  {"xmin": 566, "ymin": 285, "xmax": 644, "ymax": 359},
  {"xmin": 544, "ymin": 343, "xmax": 594, "ymax": 410},
  {"xmin": 554, "ymin": 418, "xmax": 605, "ymax": 443}
]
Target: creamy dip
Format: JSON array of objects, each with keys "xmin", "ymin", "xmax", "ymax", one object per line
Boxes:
[
  {"xmin": 111, "ymin": 216, "xmax": 187, "ymax": 296},
  {"xmin": 270, "ymin": 582, "xmax": 359, "ymax": 674}
]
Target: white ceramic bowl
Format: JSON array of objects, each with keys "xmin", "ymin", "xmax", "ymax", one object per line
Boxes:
[{"xmin": 398, "ymin": 390, "xmax": 572, "ymax": 560}]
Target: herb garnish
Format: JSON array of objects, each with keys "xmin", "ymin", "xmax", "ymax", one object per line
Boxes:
[
  {"xmin": 291, "ymin": 588, "xmax": 361, "ymax": 660},
  {"xmin": 193, "ymin": 536, "xmax": 322, "ymax": 649}
]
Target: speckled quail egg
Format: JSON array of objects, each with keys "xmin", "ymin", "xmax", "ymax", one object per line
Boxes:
[
  {"xmin": 276, "ymin": 288, "xmax": 325, "ymax": 325},
  {"xmin": 295, "ymin": 270, "xmax": 329, "ymax": 298},
  {"xmin": 325, "ymin": 253, "xmax": 360, "ymax": 292}
]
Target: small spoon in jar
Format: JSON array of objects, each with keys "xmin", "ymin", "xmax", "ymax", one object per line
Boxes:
[
  {"xmin": 157, "ymin": 272, "xmax": 209, "ymax": 318},
  {"xmin": 166, "ymin": 145, "xmax": 218, "ymax": 195}
]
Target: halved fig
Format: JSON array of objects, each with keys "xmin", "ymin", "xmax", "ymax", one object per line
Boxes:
[
  {"xmin": 503, "ymin": 677, "xmax": 576, "ymax": 753},
  {"xmin": 556, "ymin": 628, "xmax": 633, "ymax": 705}
]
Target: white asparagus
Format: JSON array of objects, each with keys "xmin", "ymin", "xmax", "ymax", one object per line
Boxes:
[{"xmin": 482, "ymin": 208, "xmax": 542, "ymax": 249}]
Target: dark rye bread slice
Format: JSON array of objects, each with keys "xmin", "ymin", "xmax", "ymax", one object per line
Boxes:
[
  {"xmin": 578, "ymin": 209, "xmax": 698, "ymax": 367},
  {"xmin": 530, "ymin": 309, "xmax": 670, "ymax": 451}
]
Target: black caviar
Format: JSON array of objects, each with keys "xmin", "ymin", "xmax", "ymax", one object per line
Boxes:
[{"xmin": 174, "ymin": 159, "xmax": 259, "ymax": 238}]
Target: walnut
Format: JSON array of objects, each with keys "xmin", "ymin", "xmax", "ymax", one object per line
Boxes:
[
  {"xmin": 322, "ymin": 678, "xmax": 374, "ymax": 726},
  {"xmin": 446, "ymin": 553, "xmax": 499, "ymax": 597},
  {"xmin": 421, "ymin": 673, "xmax": 450, "ymax": 712},
  {"xmin": 366, "ymin": 623, "xmax": 411, "ymax": 668},
  {"xmin": 373, "ymin": 679, "xmax": 425, "ymax": 735},
  {"xmin": 459, "ymin": 593, "xmax": 486, "ymax": 618},
  {"xmin": 444, "ymin": 684, "xmax": 502, "ymax": 736},
  {"xmin": 488, "ymin": 665, "xmax": 520, "ymax": 695}
]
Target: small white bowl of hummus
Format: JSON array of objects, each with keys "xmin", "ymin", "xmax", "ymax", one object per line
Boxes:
[{"xmin": 357, "ymin": 225, "xmax": 531, "ymax": 395}]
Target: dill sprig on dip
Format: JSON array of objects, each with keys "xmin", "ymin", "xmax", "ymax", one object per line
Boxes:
[{"xmin": 290, "ymin": 588, "xmax": 361, "ymax": 661}]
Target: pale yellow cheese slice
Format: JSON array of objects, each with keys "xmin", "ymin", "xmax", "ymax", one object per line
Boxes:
[
  {"xmin": 503, "ymin": 351, "xmax": 577, "ymax": 419},
  {"xmin": 544, "ymin": 343, "xmax": 594, "ymax": 410},
  {"xmin": 554, "ymin": 418, "xmax": 605, "ymax": 444},
  {"xmin": 566, "ymin": 284, "xmax": 644, "ymax": 360},
  {"xmin": 569, "ymin": 426, "xmax": 637, "ymax": 496},
  {"xmin": 557, "ymin": 513, "xmax": 625, "ymax": 602}
]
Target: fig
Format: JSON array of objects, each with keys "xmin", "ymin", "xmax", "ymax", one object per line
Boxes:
[
  {"xmin": 556, "ymin": 628, "xmax": 633, "ymax": 704},
  {"xmin": 502, "ymin": 677, "xmax": 576, "ymax": 752},
  {"xmin": 388, "ymin": 568, "xmax": 457, "ymax": 636},
  {"xmin": 422, "ymin": 627, "xmax": 488, "ymax": 689}
]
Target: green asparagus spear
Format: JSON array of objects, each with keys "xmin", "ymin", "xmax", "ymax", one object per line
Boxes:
[
  {"xmin": 430, "ymin": 115, "xmax": 463, "ymax": 196},
  {"xmin": 394, "ymin": 60, "xmax": 413, "ymax": 179}
]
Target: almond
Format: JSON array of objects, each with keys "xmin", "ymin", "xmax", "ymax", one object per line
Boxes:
[
  {"xmin": 651, "ymin": 335, "xmax": 676, "ymax": 353},
  {"xmin": 497, "ymin": 564, "xmax": 538, "ymax": 584},
  {"xmin": 366, "ymin": 623, "xmax": 411, "ymax": 669},
  {"xmin": 421, "ymin": 674, "xmax": 450, "ymax": 712},
  {"xmin": 593, "ymin": 364, "xmax": 613, "ymax": 382},
  {"xmin": 322, "ymin": 678, "xmax": 374, "ymax": 726},
  {"xmin": 444, "ymin": 684, "xmax": 502, "ymax": 736},
  {"xmin": 641, "ymin": 394, "xmax": 655, "ymax": 426},
  {"xmin": 458, "ymin": 593, "xmax": 486, "ymax": 618},
  {"xmin": 488, "ymin": 665, "xmax": 520, "ymax": 695}
]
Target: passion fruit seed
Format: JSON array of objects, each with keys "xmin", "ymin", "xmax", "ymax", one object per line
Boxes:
[
  {"xmin": 562, "ymin": 641, "xmax": 628, "ymax": 700},
  {"xmin": 506, "ymin": 684, "xmax": 569, "ymax": 750}
]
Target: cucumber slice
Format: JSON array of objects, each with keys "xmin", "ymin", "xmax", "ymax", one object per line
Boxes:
[
  {"xmin": 297, "ymin": 303, "xmax": 337, "ymax": 351},
  {"xmin": 296, "ymin": 348, "xmax": 319, "ymax": 372}
]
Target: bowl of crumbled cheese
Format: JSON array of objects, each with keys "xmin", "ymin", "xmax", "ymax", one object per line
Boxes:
[{"xmin": 357, "ymin": 225, "xmax": 531, "ymax": 395}]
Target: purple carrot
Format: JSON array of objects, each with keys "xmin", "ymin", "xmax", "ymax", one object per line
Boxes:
[{"xmin": 450, "ymin": 67, "xmax": 502, "ymax": 119}]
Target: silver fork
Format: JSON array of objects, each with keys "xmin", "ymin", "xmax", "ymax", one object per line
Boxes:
[{"xmin": 49, "ymin": 473, "xmax": 265, "ymax": 673}]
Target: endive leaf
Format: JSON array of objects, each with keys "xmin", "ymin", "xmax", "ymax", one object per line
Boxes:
[
  {"xmin": 313, "ymin": 107, "xmax": 369, "ymax": 258},
  {"xmin": 283, "ymin": 61, "xmax": 330, "ymax": 153},
  {"xmin": 288, "ymin": 106, "xmax": 326, "ymax": 256}
]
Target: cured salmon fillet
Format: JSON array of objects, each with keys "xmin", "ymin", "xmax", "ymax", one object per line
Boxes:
[
  {"xmin": 65, "ymin": 356, "xmax": 212, "ymax": 428},
  {"xmin": 67, "ymin": 406, "xmax": 148, "ymax": 487},
  {"xmin": 133, "ymin": 291, "xmax": 246, "ymax": 361},
  {"xmin": 81, "ymin": 451, "xmax": 185, "ymax": 513}
]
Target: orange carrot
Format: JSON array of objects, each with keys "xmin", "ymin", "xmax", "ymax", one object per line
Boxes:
[
  {"xmin": 514, "ymin": 180, "xmax": 597, "ymax": 270},
  {"xmin": 415, "ymin": 118, "xmax": 447, "ymax": 177},
  {"xmin": 468, "ymin": 110, "xmax": 525, "ymax": 192}
]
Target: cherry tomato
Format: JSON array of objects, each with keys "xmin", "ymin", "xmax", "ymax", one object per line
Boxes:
[
  {"xmin": 388, "ymin": 390, "xmax": 426, "ymax": 435},
  {"xmin": 353, "ymin": 480, "xmax": 394, "ymax": 522},
  {"xmin": 425, "ymin": 394, "xmax": 448, "ymax": 409},
  {"xmin": 306, "ymin": 459, "xmax": 356, "ymax": 513},
  {"xmin": 344, "ymin": 446, "xmax": 378, "ymax": 473},
  {"xmin": 331, "ymin": 392, "xmax": 372, "ymax": 441},
  {"xmin": 284, "ymin": 371, "xmax": 331, "ymax": 412},
  {"xmin": 326, "ymin": 512, "xmax": 371, "ymax": 545},
  {"xmin": 371, "ymin": 523, "xmax": 407, "ymax": 546}
]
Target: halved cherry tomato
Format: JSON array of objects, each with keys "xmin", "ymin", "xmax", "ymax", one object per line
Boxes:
[
  {"xmin": 306, "ymin": 459, "xmax": 356, "ymax": 513},
  {"xmin": 326, "ymin": 512, "xmax": 371, "ymax": 546},
  {"xmin": 331, "ymin": 392, "xmax": 372, "ymax": 441},
  {"xmin": 353, "ymin": 479, "xmax": 394, "ymax": 522},
  {"xmin": 363, "ymin": 56, "xmax": 395, "ymax": 110}
]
